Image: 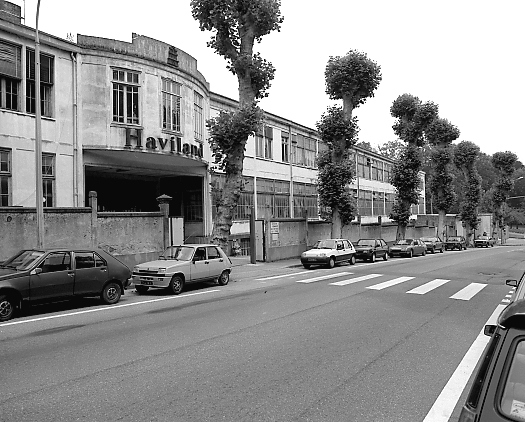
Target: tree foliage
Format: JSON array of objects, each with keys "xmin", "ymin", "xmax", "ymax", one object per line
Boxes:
[
  {"xmin": 492, "ymin": 151, "xmax": 518, "ymax": 229},
  {"xmin": 454, "ymin": 141, "xmax": 482, "ymax": 236}
]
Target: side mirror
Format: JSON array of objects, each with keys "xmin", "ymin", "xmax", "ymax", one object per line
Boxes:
[
  {"xmin": 484, "ymin": 324, "xmax": 497, "ymax": 336},
  {"xmin": 506, "ymin": 279, "xmax": 519, "ymax": 287},
  {"xmin": 30, "ymin": 268, "xmax": 42, "ymax": 275}
]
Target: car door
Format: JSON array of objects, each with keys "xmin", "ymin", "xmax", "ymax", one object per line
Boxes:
[
  {"xmin": 343, "ymin": 240, "xmax": 354, "ymax": 261},
  {"xmin": 190, "ymin": 247, "xmax": 209, "ymax": 282},
  {"xmin": 73, "ymin": 251, "xmax": 109, "ymax": 295},
  {"xmin": 29, "ymin": 251, "xmax": 74, "ymax": 301},
  {"xmin": 335, "ymin": 240, "xmax": 345, "ymax": 263},
  {"xmin": 416, "ymin": 240, "xmax": 425, "ymax": 255},
  {"xmin": 379, "ymin": 239, "xmax": 388, "ymax": 257},
  {"xmin": 206, "ymin": 246, "xmax": 226, "ymax": 280}
]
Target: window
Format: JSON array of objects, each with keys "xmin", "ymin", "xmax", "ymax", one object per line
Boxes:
[
  {"xmin": 281, "ymin": 132, "xmax": 289, "ymax": 163},
  {"xmin": 0, "ymin": 40, "xmax": 21, "ymax": 111},
  {"xmin": 293, "ymin": 182, "xmax": 318, "ymax": 219},
  {"xmin": 26, "ymin": 49, "xmax": 53, "ymax": 117},
  {"xmin": 292, "ymin": 135, "xmax": 316, "ymax": 167},
  {"xmin": 207, "ymin": 246, "xmax": 220, "ymax": 260},
  {"xmin": 112, "ymin": 69, "xmax": 140, "ymax": 124},
  {"xmin": 75, "ymin": 252, "xmax": 107, "ymax": 269},
  {"xmin": 40, "ymin": 252, "xmax": 71, "ymax": 273},
  {"xmin": 194, "ymin": 91, "xmax": 204, "ymax": 141},
  {"xmin": 255, "ymin": 129, "xmax": 264, "ymax": 158},
  {"xmin": 161, "ymin": 78, "xmax": 181, "ymax": 131},
  {"xmin": 255, "ymin": 127, "xmax": 272, "ymax": 159},
  {"xmin": 211, "ymin": 175, "xmax": 254, "ymax": 220},
  {"xmin": 500, "ymin": 340, "xmax": 525, "ymax": 418},
  {"xmin": 184, "ymin": 190, "xmax": 203, "ymax": 222},
  {"xmin": 0, "ymin": 148, "xmax": 11, "ymax": 206},
  {"xmin": 42, "ymin": 154, "xmax": 54, "ymax": 207}
]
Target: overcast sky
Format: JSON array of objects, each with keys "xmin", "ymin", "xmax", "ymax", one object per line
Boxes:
[{"xmin": 20, "ymin": 0, "xmax": 525, "ymax": 163}]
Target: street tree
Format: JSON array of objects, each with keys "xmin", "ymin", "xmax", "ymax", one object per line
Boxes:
[
  {"xmin": 317, "ymin": 50, "xmax": 381, "ymax": 238},
  {"xmin": 453, "ymin": 141, "xmax": 482, "ymax": 245},
  {"xmin": 389, "ymin": 94, "xmax": 438, "ymax": 239},
  {"xmin": 191, "ymin": 0, "xmax": 283, "ymax": 250},
  {"xmin": 377, "ymin": 139, "xmax": 404, "ymax": 161},
  {"xmin": 426, "ymin": 118, "xmax": 460, "ymax": 240},
  {"xmin": 491, "ymin": 151, "xmax": 518, "ymax": 238}
]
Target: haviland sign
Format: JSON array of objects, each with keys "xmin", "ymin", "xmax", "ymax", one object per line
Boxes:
[{"xmin": 125, "ymin": 128, "xmax": 203, "ymax": 159}]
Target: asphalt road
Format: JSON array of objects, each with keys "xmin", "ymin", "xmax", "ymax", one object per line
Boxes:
[{"xmin": 1, "ymin": 244, "xmax": 524, "ymax": 422}]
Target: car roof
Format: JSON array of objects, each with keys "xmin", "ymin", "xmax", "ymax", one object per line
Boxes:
[
  {"xmin": 168, "ymin": 244, "xmax": 221, "ymax": 248},
  {"xmin": 498, "ymin": 300, "xmax": 525, "ymax": 328}
]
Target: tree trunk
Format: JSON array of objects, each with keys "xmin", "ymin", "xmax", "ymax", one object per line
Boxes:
[
  {"xmin": 331, "ymin": 208, "xmax": 342, "ymax": 238},
  {"xmin": 437, "ymin": 210, "xmax": 446, "ymax": 241},
  {"xmin": 396, "ymin": 223, "xmax": 407, "ymax": 240}
]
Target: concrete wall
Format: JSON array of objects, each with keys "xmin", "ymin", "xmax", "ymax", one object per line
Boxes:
[
  {"xmin": 0, "ymin": 207, "xmax": 164, "ymax": 267},
  {"xmin": 265, "ymin": 219, "xmax": 307, "ymax": 262}
]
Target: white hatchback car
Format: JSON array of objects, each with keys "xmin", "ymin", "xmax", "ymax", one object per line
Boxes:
[
  {"xmin": 132, "ymin": 244, "xmax": 232, "ymax": 295},
  {"xmin": 300, "ymin": 238, "xmax": 356, "ymax": 269}
]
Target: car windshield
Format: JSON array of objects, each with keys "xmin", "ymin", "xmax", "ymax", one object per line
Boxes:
[
  {"xmin": 420, "ymin": 237, "xmax": 435, "ymax": 242},
  {"xmin": 0, "ymin": 249, "xmax": 45, "ymax": 270},
  {"xmin": 449, "ymin": 237, "xmax": 461, "ymax": 241},
  {"xmin": 314, "ymin": 240, "xmax": 337, "ymax": 249},
  {"xmin": 161, "ymin": 246, "xmax": 194, "ymax": 261},
  {"xmin": 396, "ymin": 239, "xmax": 413, "ymax": 245},
  {"xmin": 356, "ymin": 240, "xmax": 375, "ymax": 247}
]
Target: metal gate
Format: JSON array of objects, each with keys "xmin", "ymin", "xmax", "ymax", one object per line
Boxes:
[{"xmin": 169, "ymin": 217, "xmax": 184, "ymax": 245}]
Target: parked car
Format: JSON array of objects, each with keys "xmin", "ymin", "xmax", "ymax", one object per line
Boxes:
[
  {"xmin": 474, "ymin": 235, "xmax": 497, "ymax": 248},
  {"xmin": 300, "ymin": 239, "xmax": 356, "ymax": 269},
  {"xmin": 444, "ymin": 236, "xmax": 467, "ymax": 251},
  {"xmin": 420, "ymin": 236, "xmax": 444, "ymax": 253},
  {"xmin": 389, "ymin": 238, "xmax": 427, "ymax": 258},
  {"xmin": 0, "ymin": 248, "xmax": 131, "ymax": 322},
  {"xmin": 459, "ymin": 300, "xmax": 525, "ymax": 422},
  {"xmin": 353, "ymin": 238, "xmax": 390, "ymax": 262},
  {"xmin": 132, "ymin": 244, "xmax": 232, "ymax": 295}
]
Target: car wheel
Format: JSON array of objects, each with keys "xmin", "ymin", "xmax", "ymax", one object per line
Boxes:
[
  {"xmin": 0, "ymin": 295, "xmax": 16, "ymax": 322},
  {"xmin": 431, "ymin": 247, "xmax": 435, "ymax": 254},
  {"xmin": 464, "ymin": 245, "xmax": 467, "ymax": 250},
  {"xmin": 135, "ymin": 285, "xmax": 149, "ymax": 294},
  {"xmin": 327, "ymin": 257, "xmax": 336, "ymax": 269},
  {"xmin": 101, "ymin": 282, "xmax": 122, "ymax": 304},
  {"xmin": 218, "ymin": 270, "xmax": 229, "ymax": 286},
  {"xmin": 370, "ymin": 253, "xmax": 376, "ymax": 263},
  {"xmin": 440, "ymin": 247, "xmax": 444, "ymax": 253},
  {"xmin": 349, "ymin": 255, "xmax": 356, "ymax": 265},
  {"xmin": 408, "ymin": 250, "xmax": 413, "ymax": 258},
  {"xmin": 422, "ymin": 249, "xmax": 426, "ymax": 256},
  {"xmin": 383, "ymin": 252, "xmax": 389, "ymax": 261},
  {"xmin": 303, "ymin": 264, "xmax": 311, "ymax": 269},
  {"xmin": 168, "ymin": 275, "xmax": 184, "ymax": 295}
]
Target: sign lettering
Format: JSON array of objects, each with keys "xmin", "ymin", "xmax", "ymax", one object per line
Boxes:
[{"xmin": 125, "ymin": 128, "xmax": 203, "ymax": 159}]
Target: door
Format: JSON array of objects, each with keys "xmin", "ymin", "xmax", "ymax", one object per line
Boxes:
[
  {"xmin": 190, "ymin": 247, "xmax": 209, "ymax": 282},
  {"xmin": 73, "ymin": 251, "xmax": 109, "ymax": 295},
  {"xmin": 206, "ymin": 246, "xmax": 226, "ymax": 280},
  {"xmin": 169, "ymin": 217, "xmax": 184, "ymax": 245},
  {"xmin": 255, "ymin": 220, "xmax": 265, "ymax": 262},
  {"xmin": 29, "ymin": 252, "xmax": 74, "ymax": 301}
]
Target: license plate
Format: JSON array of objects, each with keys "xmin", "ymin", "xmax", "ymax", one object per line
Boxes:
[
  {"xmin": 308, "ymin": 258, "xmax": 317, "ymax": 261},
  {"xmin": 141, "ymin": 280, "xmax": 153, "ymax": 285}
]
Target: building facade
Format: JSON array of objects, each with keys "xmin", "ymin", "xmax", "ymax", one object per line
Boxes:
[{"xmin": 0, "ymin": 2, "xmax": 424, "ymax": 245}]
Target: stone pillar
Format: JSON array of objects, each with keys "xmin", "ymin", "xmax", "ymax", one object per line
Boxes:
[
  {"xmin": 157, "ymin": 194, "xmax": 172, "ymax": 250},
  {"xmin": 88, "ymin": 191, "xmax": 98, "ymax": 248}
]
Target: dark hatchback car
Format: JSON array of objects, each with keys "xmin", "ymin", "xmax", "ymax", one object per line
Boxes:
[
  {"xmin": 388, "ymin": 238, "xmax": 427, "ymax": 258},
  {"xmin": 445, "ymin": 236, "xmax": 468, "ymax": 251},
  {"xmin": 353, "ymin": 238, "xmax": 389, "ymax": 262},
  {"xmin": 0, "ymin": 248, "xmax": 131, "ymax": 322},
  {"xmin": 459, "ymin": 300, "xmax": 525, "ymax": 422}
]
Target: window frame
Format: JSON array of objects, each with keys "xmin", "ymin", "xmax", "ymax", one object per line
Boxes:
[
  {"xmin": 194, "ymin": 91, "xmax": 204, "ymax": 142},
  {"xmin": 112, "ymin": 68, "xmax": 140, "ymax": 125},
  {"xmin": 25, "ymin": 48, "xmax": 54, "ymax": 117},
  {"xmin": 42, "ymin": 153, "xmax": 55, "ymax": 207},
  {"xmin": 161, "ymin": 78, "xmax": 181, "ymax": 132},
  {"xmin": 0, "ymin": 148, "xmax": 11, "ymax": 206}
]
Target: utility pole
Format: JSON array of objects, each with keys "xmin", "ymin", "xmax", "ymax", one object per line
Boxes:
[{"xmin": 35, "ymin": 0, "xmax": 44, "ymax": 248}]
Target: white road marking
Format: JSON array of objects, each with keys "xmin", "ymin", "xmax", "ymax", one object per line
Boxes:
[
  {"xmin": 502, "ymin": 299, "xmax": 511, "ymax": 303},
  {"xmin": 295, "ymin": 272, "xmax": 353, "ymax": 284},
  {"xmin": 450, "ymin": 283, "xmax": 487, "ymax": 300},
  {"xmin": 329, "ymin": 273, "xmax": 382, "ymax": 286},
  {"xmin": 366, "ymin": 276, "xmax": 414, "ymax": 290},
  {"xmin": 422, "ymin": 304, "xmax": 506, "ymax": 422},
  {"xmin": 407, "ymin": 279, "xmax": 450, "ymax": 295},
  {"xmin": 0, "ymin": 290, "xmax": 221, "ymax": 328},
  {"xmin": 256, "ymin": 269, "xmax": 322, "ymax": 281}
]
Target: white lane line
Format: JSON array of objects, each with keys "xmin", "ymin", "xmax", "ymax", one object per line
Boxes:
[
  {"xmin": 0, "ymin": 290, "xmax": 221, "ymax": 328},
  {"xmin": 407, "ymin": 279, "xmax": 450, "ymax": 295},
  {"xmin": 422, "ymin": 304, "xmax": 506, "ymax": 422},
  {"xmin": 256, "ymin": 269, "xmax": 323, "ymax": 281},
  {"xmin": 450, "ymin": 283, "xmax": 487, "ymax": 301},
  {"xmin": 366, "ymin": 276, "xmax": 414, "ymax": 290},
  {"xmin": 502, "ymin": 299, "xmax": 510, "ymax": 303},
  {"xmin": 329, "ymin": 274, "xmax": 382, "ymax": 286},
  {"xmin": 296, "ymin": 272, "xmax": 353, "ymax": 284}
]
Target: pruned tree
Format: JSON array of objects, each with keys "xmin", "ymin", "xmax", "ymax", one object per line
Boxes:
[
  {"xmin": 377, "ymin": 139, "xmax": 404, "ymax": 161},
  {"xmin": 389, "ymin": 94, "xmax": 438, "ymax": 239},
  {"xmin": 491, "ymin": 151, "xmax": 518, "ymax": 240},
  {"xmin": 191, "ymin": 0, "xmax": 283, "ymax": 250},
  {"xmin": 317, "ymin": 50, "xmax": 382, "ymax": 237},
  {"xmin": 454, "ymin": 141, "xmax": 482, "ymax": 245},
  {"xmin": 426, "ymin": 118, "xmax": 460, "ymax": 240}
]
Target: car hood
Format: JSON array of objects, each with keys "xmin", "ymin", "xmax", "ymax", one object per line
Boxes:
[
  {"xmin": 391, "ymin": 245, "xmax": 409, "ymax": 250},
  {"xmin": 0, "ymin": 268, "xmax": 29, "ymax": 280},
  {"xmin": 135, "ymin": 260, "xmax": 189, "ymax": 271},
  {"xmin": 354, "ymin": 246, "xmax": 374, "ymax": 251},
  {"xmin": 302, "ymin": 248, "xmax": 336, "ymax": 256}
]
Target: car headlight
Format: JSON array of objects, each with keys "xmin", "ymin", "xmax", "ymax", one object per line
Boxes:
[
  {"xmin": 158, "ymin": 268, "xmax": 167, "ymax": 274},
  {"xmin": 319, "ymin": 253, "xmax": 327, "ymax": 257},
  {"xmin": 133, "ymin": 266, "xmax": 140, "ymax": 273}
]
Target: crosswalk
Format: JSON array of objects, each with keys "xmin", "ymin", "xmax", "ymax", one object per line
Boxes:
[{"xmin": 256, "ymin": 271, "xmax": 492, "ymax": 302}]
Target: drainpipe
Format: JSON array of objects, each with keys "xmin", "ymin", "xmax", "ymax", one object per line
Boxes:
[
  {"xmin": 289, "ymin": 124, "xmax": 293, "ymax": 218},
  {"xmin": 71, "ymin": 52, "xmax": 78, "ymax": 206}
]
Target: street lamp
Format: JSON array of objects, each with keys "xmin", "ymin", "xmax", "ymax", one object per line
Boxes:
[{"xmin": 35, "ymin": 0, "xmax": 44, "ymax": 248}]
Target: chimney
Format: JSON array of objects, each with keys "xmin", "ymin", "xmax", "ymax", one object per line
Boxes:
[{"xmin": 0, "ymin": 0, "xmax": 22, "ymax": 25}]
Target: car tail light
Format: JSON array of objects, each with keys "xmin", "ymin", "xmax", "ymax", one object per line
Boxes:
[{"xmin": 458, "ymin": 406, "xmax": 477, "ymax": 422}]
